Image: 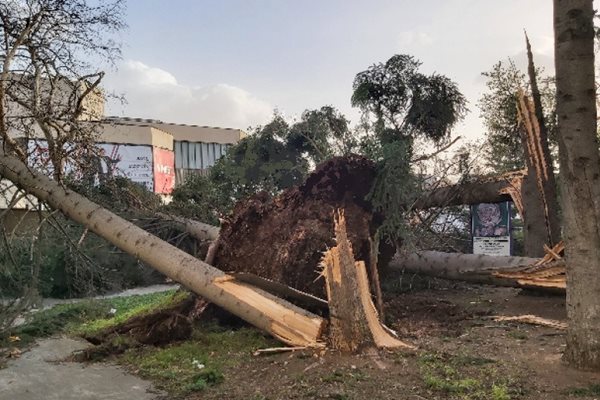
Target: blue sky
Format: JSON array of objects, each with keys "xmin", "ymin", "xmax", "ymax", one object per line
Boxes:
[{"xmin": 104, "ymin": 0, "xmax": 561, "ymax": 142}]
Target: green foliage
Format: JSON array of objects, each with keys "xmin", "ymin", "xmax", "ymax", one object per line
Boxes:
[
  {"xmin": 366, "ymin": 138, "xmax": 416, "ymax": 242},
  {"xmin": 478, "ymin": 59, "xmax": 556, "ymax": 173},
  {"xmin": 185, "ymin": 368, "xmax": 225, "ymax": 392},
  {"xmin": 208, "ymin": 115, "xmax": 308, "ymax": 211},
  {"xmin": 165, "ymin": 173, "xmax": 221, "ymax": 225},
  {"xmin": 73, "ymin": 290, "xmax": 184, "ymax": 336},
  {"xmin": 491, "ymin": 384, "xmax": 512, "ymax": 400},
  {"xmin": 352, "ymin": 54, "xmax": 467, "ymax": 143},
  {"xmin": 170, "ymin": 107, "xmax": 357, "ymax": 217},
  {"xmin": 287, "ymin": 106, "xmax": 357, "ymax": 164},
  {"xmin": 12, "ymin": 301, "xmax": 109, "ymax": 344},
  {"xmin": 352, "ymin": 55, "xmax": 467, "ymax": 243}
]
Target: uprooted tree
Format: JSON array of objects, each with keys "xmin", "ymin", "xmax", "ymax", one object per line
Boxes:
[{"xmin": 0, "ymin": 146, "xmax": 419, "ymax": 352}]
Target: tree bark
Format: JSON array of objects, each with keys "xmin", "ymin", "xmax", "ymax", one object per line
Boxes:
[
  {"xmin": 322, "ymin": 211, "xmax": 413, "ymax": 352},
  {"xmin": 525, "ymin": 35, "xmax": 562, "ymax": 247},
  {"xmin": 413, "ymin": 178, "xmax": 515, "ymax": 209},
  {"xmin": 554, "ymin": 0, "xmax": 600, "ymax": 369},
  {"xmin": 156, "ymin": 212, "xmax": 220, "ymax": 242},
  {"xmin": 520, "ymin": 171, "xmax": 549, "ymax": 257},
  {"xmin": 0, "ymin": 149, "xmax": 325, "ymax": 347},
  {"xmin": 387, "ymin": 251, "xmax": 538, "ymax": 287}
]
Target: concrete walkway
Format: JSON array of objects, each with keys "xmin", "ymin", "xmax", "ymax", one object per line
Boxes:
[{"xmin": 0, "ymin": 336, "xmax": 163, "ymax": 400}]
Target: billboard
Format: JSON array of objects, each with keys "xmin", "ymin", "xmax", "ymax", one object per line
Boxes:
[
  {"xmin": 153, "ymin": 147, "xmax": 175, "ymax": 194},
  {"xmin": 471, "ymin": 202, "xmax": 511, "ymax": 256},
  {"xmin": 97, "ymin": 144, "xmax": 154, "ymax": 191}
]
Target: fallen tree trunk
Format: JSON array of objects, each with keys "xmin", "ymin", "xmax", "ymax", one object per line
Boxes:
[
  {"xmin": 0, "ymin": 149, "xmax": 325, "ymax": 347},
  {"xmin": 413, "ymin": 179, "xmax": 514, "ymax": 209},
  {"xmin": 388, "ymin": 251, "xmax": 539, "ymax": 287},
  {"xmin": 156, "ymin": 212, "xmax": 220, "ymax": 242}
]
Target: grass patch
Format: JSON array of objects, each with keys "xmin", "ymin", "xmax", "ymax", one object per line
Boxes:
[
  {"xmin": 5, "ymin": 290, "xmax": 177, "ymax": 347},
  {"xmin": 321, "ymin": 368, "xmax": 367, "ymax": 385},
  {"xmin": 118, "ymin": 324, "xmax": 275, "ymax": 395},
  {"xmin": 566, "ymin": 383, "xmax": 600, "ymax": 397},
  {"xmin": 72, "ymin": 290, "xmax": 185, "ymax": 335},
  {"xmin": 418, "ymin": 352, "xmax": 521, "ymax": 400},
  {"xmin": 507, "ymin": 330, "xmax": 528, "ymax": 340}
]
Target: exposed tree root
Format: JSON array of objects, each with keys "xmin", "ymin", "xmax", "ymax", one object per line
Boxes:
[{"xmin": 74, "ymin": 293, "xmax": 208, "ymax": 361}]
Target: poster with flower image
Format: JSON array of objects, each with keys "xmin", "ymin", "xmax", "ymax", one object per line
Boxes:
[{"xmin": 471, "ymin": 202, "xmax": 511, "ymax": 256}]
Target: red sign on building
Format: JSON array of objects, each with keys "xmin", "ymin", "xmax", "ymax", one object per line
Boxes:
[{"xmin": 153, "ymin": 147, "xmax": 175, "ymax": 194}]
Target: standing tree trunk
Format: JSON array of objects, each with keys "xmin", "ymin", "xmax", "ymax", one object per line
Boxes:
[
  {"xmin": 554, "ymin": 0, "xmax": 600, "ymax": 369},
  {"xmin": 520, "ymin": 173, "xmax": 548, "ymax": 257}
]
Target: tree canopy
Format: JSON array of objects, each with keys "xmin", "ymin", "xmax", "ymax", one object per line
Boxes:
[
  {"xmin": 351, "ymin": 54, "xmax": 467, "ymax": 144},
  {"xmin": 478, "ymin": 59, "xmax": 556, "ymax": 173},
  {"xmin": 169, "ymin": 106, "xmax": 357, "ymax": 219}
]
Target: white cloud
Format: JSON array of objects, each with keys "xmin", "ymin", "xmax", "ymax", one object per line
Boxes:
[
  {"xmin": 103, "ymin": 60, "xmax": 273, "ymax": 129},
  {"xmin": 398, "ymin": 31, "xmax": 434, "ymax": 48}
]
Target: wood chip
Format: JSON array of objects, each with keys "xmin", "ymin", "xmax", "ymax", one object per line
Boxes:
[{"xmin": 253, "ymin": 346, "xmax": 308, "ymax": 356}]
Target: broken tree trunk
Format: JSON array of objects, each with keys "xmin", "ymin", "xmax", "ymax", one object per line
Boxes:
[
  {"xmin": 524, "ymin": 34, "xmax": 561, "ymax": 248},
  {"xmin": 322, "ymin": 211, "xmax": 414, "ymax": 352},
  {"xmin": 388, "ymin": 251, "xmax": 539, "ymax": 287},
  {"xmin": 412, "ymin": 177, "xmax": 516, "ymax": 209},
  {"xmin": 0, "ymin": 149, "xmax": 324, "ymax": 347},
  {"xmin": 517, "ymin": 91, "xmax": 560, "ymax": 257}
]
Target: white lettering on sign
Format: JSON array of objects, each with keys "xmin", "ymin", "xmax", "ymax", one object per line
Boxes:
[
  {"xmin": 473, "ymin": 237, "xmax": 511, "ymax": 257},
  {"xmin": 156, "ymin": 164, "xmax": 172, "ymax": 174}
]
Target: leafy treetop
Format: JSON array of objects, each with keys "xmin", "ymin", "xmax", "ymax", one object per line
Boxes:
[{"xmin": 352, "ymin": 54, "xmax": 467, "ymax": 144}]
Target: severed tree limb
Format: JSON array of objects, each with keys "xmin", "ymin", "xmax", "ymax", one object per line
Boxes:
[
  {"xmin": 156, "ymin": 212, "xmax": 220, "ymax": 242},
  {"xmin": 411, "ymin": 136, "xmax": 462, "ymax": 163},
  {"xmin": 204, "ymin": 235, "xmax": 220, "ymax": 265}
]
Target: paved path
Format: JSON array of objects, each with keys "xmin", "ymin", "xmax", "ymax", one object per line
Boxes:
[{"xmin": 0, "ymin": 336, "xmax": 162, "ymax": 400}]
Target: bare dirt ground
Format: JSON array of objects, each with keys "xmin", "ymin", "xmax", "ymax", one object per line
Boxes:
[
  {"xmin": 189, "ymin": 279, "xmax": 600, "ymax": 400},
  {"xmin": 4, "ymin": 279, "xmax": 600, "ymax": 400}
]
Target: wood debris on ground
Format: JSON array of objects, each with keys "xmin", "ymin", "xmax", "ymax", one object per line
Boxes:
[
  {"xmin": 491, "ymin": 314, "xmax": 567, "ymax": 330},
  {"xmin": 493, "ymin": 241, "xmax": 565, "ymax": 290}
]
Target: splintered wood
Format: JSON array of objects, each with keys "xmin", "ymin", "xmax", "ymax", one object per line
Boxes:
[
  {"xmin": 493, "ymin": 241, "xmax": 566, "ymax": 290},
  {"xmin": 321, "ymin": 210, "xmax": 414, "ymax": 353},
  {"xmin": 492, "ymin": 315, "xmax": 567, "ymax": 330}
]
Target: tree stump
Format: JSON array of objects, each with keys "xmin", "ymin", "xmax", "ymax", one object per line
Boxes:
[{"xmin": 322, "ymin": 210, "xmax": 415, "ymax": 353}]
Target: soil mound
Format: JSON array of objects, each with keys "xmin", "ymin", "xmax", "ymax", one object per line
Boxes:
[{"xmin": 213, "ymin": 155, "xmax": 385, "ymax": 297}]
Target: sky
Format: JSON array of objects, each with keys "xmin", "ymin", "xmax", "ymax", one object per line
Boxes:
[{"xmin": 103, "ymin": 0, "xmax": 564, "ymax": 142}]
